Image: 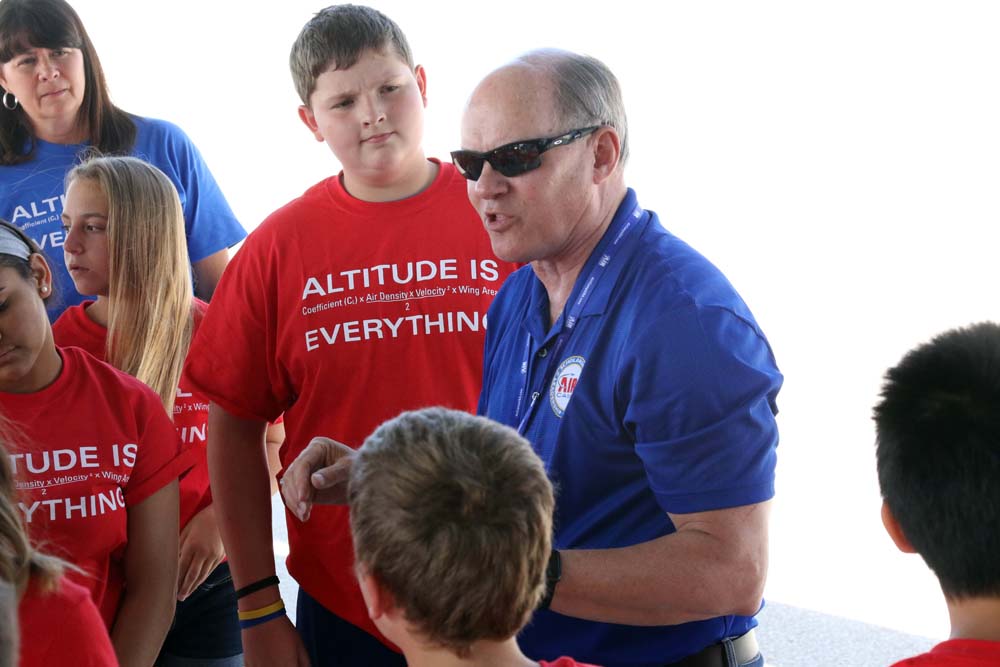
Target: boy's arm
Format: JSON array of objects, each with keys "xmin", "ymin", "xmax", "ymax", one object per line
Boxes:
[{"xmin": 207, "ymin": 403, "xmax": 310, "ymax": 667}]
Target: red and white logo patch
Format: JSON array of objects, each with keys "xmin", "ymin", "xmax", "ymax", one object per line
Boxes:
[{"xmin": 549, "ymin": 355, "xmax": 585, "ymax": 418}]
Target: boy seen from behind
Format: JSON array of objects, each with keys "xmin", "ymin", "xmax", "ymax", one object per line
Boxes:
[
  {"xmin": 875, "ymin": 322, "xmax": 1000, "ymax": 666},
  {"xmin": 349, "ymin": 407, "xmax": 598, "ymax": 667}
]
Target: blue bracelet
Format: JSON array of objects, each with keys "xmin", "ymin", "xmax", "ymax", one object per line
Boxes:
[{"xmin": 239, "ymin": 607, "xmax": 287, "ymax": 630}]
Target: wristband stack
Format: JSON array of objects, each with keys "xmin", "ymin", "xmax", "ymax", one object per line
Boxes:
[{"xmin": 236, "ymin": 575, "xmax": 285, "ymax": 630}]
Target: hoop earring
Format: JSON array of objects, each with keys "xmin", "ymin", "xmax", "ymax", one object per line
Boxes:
[{"xmin": 2, "ymin": 91, "xmax": 17, "ymax": 111}]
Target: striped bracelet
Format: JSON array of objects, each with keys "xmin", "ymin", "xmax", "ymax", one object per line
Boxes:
[{"xmin": 238, "ymin": 600, "xmax": 286, "ymax": 630}]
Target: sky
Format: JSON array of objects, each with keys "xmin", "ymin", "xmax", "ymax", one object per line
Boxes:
[{"xmin": 72, "ymin": 0, "xmax": 1000, "ymax": 640}]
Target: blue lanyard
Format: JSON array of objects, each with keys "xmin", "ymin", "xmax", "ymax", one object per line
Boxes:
[{"xmin": 514, "ymin": 203, "xmax": 645, "ymax": 435}]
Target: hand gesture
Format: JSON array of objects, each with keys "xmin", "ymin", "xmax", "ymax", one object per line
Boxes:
[{"xmin": 280, "ymin": 436, "xmax": 355, "ymax": 522}]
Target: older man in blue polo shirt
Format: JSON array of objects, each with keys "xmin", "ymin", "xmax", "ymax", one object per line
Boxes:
[
  {"xmin": 282, "ymin": 48, "xmax": 782, "ymax": 667},
  {"xmin": 450, "ymin": 49, "xmax": 783, "ymax": 667}
]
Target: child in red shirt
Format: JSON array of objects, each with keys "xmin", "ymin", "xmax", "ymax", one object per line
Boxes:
[
  {"xmin": 2, "ymin": 425, "xmax": 117, "ymax": 667},
  {"xmin": 0, "ymin": 221, "xmax": 187, "ymax": 666},
  {"xmin": 51, "ymin": 156, "xmax": 283, "ymax": 666},
  {"xmin": 184, "ymin": 5, "xmax": 516, "ymax": 666},
  {"xmin": 875, "ymin": 323, "xmax": 1000, "ymax": 667}
]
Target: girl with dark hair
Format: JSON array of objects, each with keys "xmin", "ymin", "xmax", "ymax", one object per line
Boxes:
[
  {"xmin": 0, "ymin": 220, "xmax": 191, "ymax": 667},
  {"xmin": 0, "ymin": 0, "xmax": 245, "ymax": 320}
]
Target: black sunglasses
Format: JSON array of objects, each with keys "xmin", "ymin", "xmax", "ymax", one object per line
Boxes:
[{"xmin": 450, "ymin": 126, "xmax": 601, "ymax": 181}]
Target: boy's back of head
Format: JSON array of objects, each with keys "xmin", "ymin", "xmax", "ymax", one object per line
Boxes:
[
  {"xmin": 348, "ymin": 407, "xmax": 554, "ymax": 658},
  {"xmin": 289, "ymin": 3, "xmax": 415, "ymax": 105},
  {"xmin": 874, "ymin": 321, "xmax": 1000, "ymax": 601}
]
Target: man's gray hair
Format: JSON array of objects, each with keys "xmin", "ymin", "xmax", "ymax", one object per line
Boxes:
[{"xmin": 515, "ymin": 49, "xmax": 629, "ymax": 167}]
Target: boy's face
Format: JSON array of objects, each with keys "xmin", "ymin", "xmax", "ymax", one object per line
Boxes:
[{"xmin": 299, "ymin": 49, "xmax": 428, "ymax": 194}]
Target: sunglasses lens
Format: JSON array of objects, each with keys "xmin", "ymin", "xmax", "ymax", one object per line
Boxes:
[
  {"xmin": 451, "ymin": 151, "xmax": 484, "ymax": 181},
  {"xmin": 492, "ymin": 143, "xmax": 542, "ymax": 177}
]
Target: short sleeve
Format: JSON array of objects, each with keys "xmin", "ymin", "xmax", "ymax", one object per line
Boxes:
[
  {"xmin": 184, "ymin": 231, "xmax": 292, "ymax": 422},
  {"xmin": 622, "ymin": 304, "xmax": 782, "ymax": 514},
  {"xmin": 134, "ymin": 120, "xmax": 246, "ymax": 263},
  {"xmin": 124, "ymin": 387, "xmax": 195, "ymax": 507}
]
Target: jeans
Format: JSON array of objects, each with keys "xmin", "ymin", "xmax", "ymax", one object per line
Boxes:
[
  {"xmin": 158, "ymin": 562, "xmax": 243, "ymax": 667},
  {"xmin": 296, "ymin": 588, "xmax": 406, "ymax": 667}
]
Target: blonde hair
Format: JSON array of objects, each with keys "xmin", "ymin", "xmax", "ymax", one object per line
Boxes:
[
  {"xmin": 349, "ymin": 408, "xmax": 554, "ymax": 657},
  {"xmin": 0, "ymin": 419, "xmax": 64, "ymax": 593},
  {"xmin": 67, "ymin": 156, "xmax": 193, "ymax": 414}
]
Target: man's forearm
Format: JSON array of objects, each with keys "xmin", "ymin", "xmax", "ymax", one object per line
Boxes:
[{"xmin": 551, "ymin": 501, "xmax": 770, "ymax": 626}]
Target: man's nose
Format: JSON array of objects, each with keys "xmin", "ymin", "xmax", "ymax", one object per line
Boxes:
[{"xmin": 473, "ymin": 162, "xmax": 508, "ymax": 199}]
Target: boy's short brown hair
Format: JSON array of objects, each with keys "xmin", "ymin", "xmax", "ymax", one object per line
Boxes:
[
  {"xmin": 348, "ymin": 407, "xmax": 554, "ymax": 657},
  {"xmin": 289, "ymin": 4, "xmax": 415, "ymax": 105}
]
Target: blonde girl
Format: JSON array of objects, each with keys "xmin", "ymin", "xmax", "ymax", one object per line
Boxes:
[{"xmin": 53, "ymin": 156, "xmax": 283, "ymax": 667}]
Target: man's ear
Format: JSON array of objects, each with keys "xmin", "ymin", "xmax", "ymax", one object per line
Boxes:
[
  {"xmin": 298, "ymin": 105, "xmax": 325, "ymax": 142},
  {"xmin": 881, "ymin": 501, "xmax": 917, "ymax": 554},
  {"xmin": 592, "ymin": 126, "xmax": 621, "ymax": 184}
]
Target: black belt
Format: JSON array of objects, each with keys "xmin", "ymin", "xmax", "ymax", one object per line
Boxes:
[{"xmin": 668, "ymin": 630, "xmax": 760, "ymax": 667}]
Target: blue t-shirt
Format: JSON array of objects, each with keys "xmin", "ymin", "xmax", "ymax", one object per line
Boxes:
[
  {"xmin": 479, "ymin": 189, "xmax": 783, "ymax": 667},
  {"xmin": 0, "ymin": 116, "xmax": 246, "ymax": 319}
]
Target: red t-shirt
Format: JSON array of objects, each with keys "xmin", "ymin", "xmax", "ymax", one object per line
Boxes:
[
  {"xmin": 185, "ymin": 160, "xmax": 517, "ymax": 647},
  {"xmin": 18, "ymin": 575, "xmax": 118, "ymax": 667},
  {"xmin": 891, "ymin": 639, "xmax": 1000, "ymax": 666},
  {"xmin": 53, "ymin": 298, "xmax": 211, "ymax": 529},
  {"xmin": 1, "ymin": 346, "xmax": 193, "ymax": 626},
  {"xmin": 540, "ymin": 659, "xmax": 602, "ymax": 666}
]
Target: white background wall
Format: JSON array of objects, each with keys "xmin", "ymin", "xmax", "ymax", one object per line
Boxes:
[{"xmin": 73, "ymin": 0, "xmax": 1000, "ymax": 639}]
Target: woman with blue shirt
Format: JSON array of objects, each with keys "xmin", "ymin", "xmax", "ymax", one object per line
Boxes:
[{"xmin": 0, "ymin": 0, "xmax": 245, "ymax": 320}]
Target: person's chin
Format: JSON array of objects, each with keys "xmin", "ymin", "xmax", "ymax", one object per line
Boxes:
[{"xmin": 488, "ymin": 236, "xmax": 529, "ymax": 265}]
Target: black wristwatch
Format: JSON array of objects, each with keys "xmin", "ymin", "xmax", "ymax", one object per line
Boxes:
[{"xmin": 538, "ymin": 549, "xmax": 562, "ymax": 610}]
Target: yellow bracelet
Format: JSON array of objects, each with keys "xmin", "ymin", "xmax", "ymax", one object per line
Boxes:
[{"xmin": 238, "ymin": 599, "xmax": 285, "ymax": 621}]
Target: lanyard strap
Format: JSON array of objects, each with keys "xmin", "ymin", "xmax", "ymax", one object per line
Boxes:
[{"xmin": 515, "ymin": 203, "xmax": 646, "ymax": 435}]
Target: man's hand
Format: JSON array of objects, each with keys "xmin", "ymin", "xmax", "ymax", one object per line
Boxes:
[
  {"xmin": 177, "ymin": 504, "xmax": 226, "ymax": 601},
  {"xmin": 280, "ymin": 436, "xmax": 356, "ymax": 522},
  {"xmin": 243, "ymin": 615, "xmax": 311, "ymax": 667}
]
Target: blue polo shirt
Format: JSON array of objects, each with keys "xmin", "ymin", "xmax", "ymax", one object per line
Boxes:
[
  {"xmin": 479, "ymin": 189, "xmax": 782, "ymax": 667},
  {"xmin": 0, "ymin": 116, "xmax": 246, "ymax": 320}
]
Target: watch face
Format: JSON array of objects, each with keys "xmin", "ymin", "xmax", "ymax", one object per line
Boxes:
[{"xmin": 547, "ymin": 548, "xmax": 562, "ymax": 583}]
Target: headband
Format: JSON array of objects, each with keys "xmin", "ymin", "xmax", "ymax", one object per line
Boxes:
[{"xmin": 0, "ymin": 225, "xmax": 32, "ymax": 261}]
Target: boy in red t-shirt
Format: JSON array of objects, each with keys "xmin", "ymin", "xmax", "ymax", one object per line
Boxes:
[
  {"xmin": 874, "ymin": 323, "xmax": 1000, "ymax": 667},
  {"xmin": 184, "ymin": 5, "xmax": 516, "ymax": 666},
  {"xmin": 348, "ymin": 407, "xmax": 597, "ymax": 667}
]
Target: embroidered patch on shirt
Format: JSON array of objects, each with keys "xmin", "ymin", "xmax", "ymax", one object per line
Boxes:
[{"xmin": 550, "ymin": 355, "xmax": 585, "ymax": 418}]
